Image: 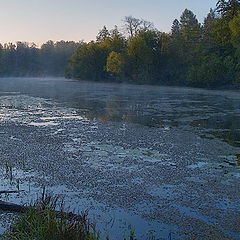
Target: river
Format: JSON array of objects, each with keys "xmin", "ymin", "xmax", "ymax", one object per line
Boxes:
[{"xmin": 0, "ymin": 77, "xmax": 240, "ymax": 239}]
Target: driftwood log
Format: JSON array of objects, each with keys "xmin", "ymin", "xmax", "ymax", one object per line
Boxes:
[
  {"xmin": 0, "ymin": 190, "xmax": 24, "ymax": 195},
  {"xmin": 0, "ymin": 200, "xmax": 28, "ymax": 213},
  {"xmin": 0, "ymin": 189, "xmax": 85, "ymax": 221},
  {"xmin": 0, "ymin": 200, "xmax": 86, "ymax": 222},
  {"xmin": 0, "ymin": 190, "xmax": 27, "ymax": 212}
]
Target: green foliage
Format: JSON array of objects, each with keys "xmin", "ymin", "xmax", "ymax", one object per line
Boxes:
[
  {"xmin": 186, "ymin": 54, "xmax": 237, "ymax": 87},
  {"xmin": 229, "ymin": 11, "xmax": 240, "ymax": 47},
  {"xmin": 0, "ymin": 41, "xmax": 80, "ymax": 77},
  {"xmin": 180, "ymin": 9, "xmax": 201, "ymax": 42},
  {"xmin": 0, "ymin": 194, "xmax": 162, "ymax": 240},
  {"xmin": 65, "ymin": 4, "xmax": 240, "ymax": 88},
  {"xmin": 127, "ymin": 30, "xmax": 162, "ymax": 83},
  {"xmin": 108, "ymin": 26, "xmax": 127, "ymax": 53},
  {"xmin": 41, "ymin": 40, "xmax": 81, "ymax": 76},
  {"xmin": 65, "ymin": 42, "xmax": 109, "ymax": 81},
  {"xmin": 96, "ymin": 26, "xmax": 110, "ymax": 43},
  {"xmin": 106, "ymin": 51, "xmax": 124, "ymax": 75},
  {"xmin": 216, "ymin": 0, "xmax": 240, "ymax": 19},
  {"xmin": 130, "ymin": 228, "xmax": 135, "ymax": 240},
  {"xmin": 171, "ymin": 19, "xmax": 180, "ymax": 36},
  {"xmin": 202, "ymin": 9, "xmax": 218, "ymax": 47},
  {"xmin": 1, "ymin": 195, "xmax": 100, "ymax": 240},
  {"xmin": 1, "ymin": 0, "xmax": 239, "ymax": 89},
  {"xmin": 99, "ymin": 26, "xmax": 127, "ymax": 54},
  {"xmin": 229, "ymin": 10, "xmax": 240, "ymax": 84}
]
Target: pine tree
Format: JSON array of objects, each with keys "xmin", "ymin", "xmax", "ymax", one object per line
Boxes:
[
  {"xmin": 180, "ymin": 9, "xmax": 201, "ymax": 42},
  {"xmin": 171, "ymin": 19, "xmax": 180, "ymax": 35}
]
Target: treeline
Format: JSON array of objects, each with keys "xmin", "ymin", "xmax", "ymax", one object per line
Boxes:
[
  {"xmin": 66, "ymin": 0, "xmax": 240, "ymax": 88},
  {"xmin": 0, "ymin": 41, "xmax": 82, "ymax": 76},
  {"xmin": 0, "ymin": 0, "xmax": 239, "ymax": 88}
]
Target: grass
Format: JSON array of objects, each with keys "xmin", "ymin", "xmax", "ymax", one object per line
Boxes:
[
  {"xmin": 0, "ymin": 161, "xmax": 161, "ymax": 240},
  {"xmin": 0, "ymin": 192, "xmax": 100, "ymax": 240},
  {"xmin": 0, "ymin": 191, "xmax": 168, "ymax": 240}
]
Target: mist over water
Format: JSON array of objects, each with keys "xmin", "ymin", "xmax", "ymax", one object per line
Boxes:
[
  {"xmin": 1, "ymin": 77, "xmax": 240, "ymax": 147},
  {"xmin": 0, "ymin": 77, "xmax": 240, "ymax": 239}
]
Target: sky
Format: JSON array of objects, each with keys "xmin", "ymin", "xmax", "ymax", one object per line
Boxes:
[{"xmin": 0, "ymin": 0, "xmax": 217, "ymax": 46}]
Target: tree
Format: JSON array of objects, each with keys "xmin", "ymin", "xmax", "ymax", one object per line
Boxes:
[
  {"xmin": 171, "ymin": 19, "xmax": 180, "ymax": 36},
  {"xmin": 96, "ymin": 26, "xmax": 110, "ymax": 43},
  {"xmin": 180, "ymin": 9, "xmax": 201, "ymax": 42},
  {"xmin": 203, "ymin": 8, "xmax": 217, "ymax": 35},
  {"xmin": 40, "ymin": 40, "xmax": 56, "ymax": 75},
  {"xmin": 99, "ymin": 25, "xmax": 127, "ymax": 54},
  {"xmin": 202, "ymin": 9, "xmax": 219, "ymax": 48},
  {"xmin": 106, "ymin": 51, "xmax": 124, "ymax": 75},
  {"xmin": 51, "ymin": 41, "xmax": 81, "ymax": 75},
  {"xmin": 1, "ymin": 43, "xmax": 16, "ymax": 75},
  {"xmin": 0, "ymin": 44, "xmax": 3, "ymax": 75},
  {"xmin": 216, "ymin": 0, "xmax": 240, "ymax": 19},
  {"xmin": 229, "ymin": 11, "xmax": 240, "ymax": 84},
  {"xmin": 108, "ymin": 26, "xmax": 127, "ymax": 53},
  {"xmin": 65, "ymin": 42, "xmax": 109, "ymax": 81},
  {"xmin": 123, "ymin": 16, "xmax": 154, "ymax": 38},
  {"xmin": 41, "ymin": 40, "xmax": 81, "ymax": 76},
  {"xmin": 127, "ymin": 29, "xmax": 161, "ymax": 83},
  {"xmin": 229, "ymin": 10, "xmax": 240, "ymax": 47},
  {"xmin": 186, "ymin": 54, "xmax": 237, "ymax": 87},
  {"xmin": 123, "ymin": 16, "xmax": 142, "ymax": 38}
]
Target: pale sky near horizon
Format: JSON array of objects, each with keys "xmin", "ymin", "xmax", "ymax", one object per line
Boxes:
[{"xmin": 0, "ymin": 0, "xmax": 217, "ymax": 46}]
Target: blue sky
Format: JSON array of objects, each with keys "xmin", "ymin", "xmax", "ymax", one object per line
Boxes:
[{"xmin": 0, "ymin": 0, "xmax": 217, "ymax": 46}]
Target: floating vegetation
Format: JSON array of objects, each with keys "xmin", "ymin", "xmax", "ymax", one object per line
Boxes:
[
  {"xmin": 16, "ymin": 179, "xmax": 20, "ymax": 191},
  {"xmin": 236, "ymin": 154, "xmax": 240, "ymax": 166},
  {"xmin": 1, "ymin": 80, "xmax": 240, "ymax": 239},
  {"xmin": 219, "ymin": 155, "xmax": 240, "ymax": 167}
]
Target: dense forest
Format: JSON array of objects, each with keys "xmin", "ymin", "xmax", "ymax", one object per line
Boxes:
[
  {"xmin": 0, "ymin": 41, "xmax": 82, "ymax": 76},
  {"xmin": 66, "ymin": 0, "xmax": 240, "ymax": 88},
  {"xmin": 0, "ymin": 0, "xmax": 239, "ymax": 88}
]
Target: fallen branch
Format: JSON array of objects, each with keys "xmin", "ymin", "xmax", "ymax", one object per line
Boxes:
[
  {"xmin": 0, "ymin": 199, "xmax": 85, "ymax": 221},
  {"xmin": 0, "ymin": 188, "xmax": 85, "ymax": 222},
  {"xmin": 0, "ymin": 200, "xmax": 28, "ymax": 213},
  {"xmin": 0, "ymin": 190, "xmax": 24, "ymax": 195}
]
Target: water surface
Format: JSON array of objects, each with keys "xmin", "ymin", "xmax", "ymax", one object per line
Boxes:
[{"xmin": 0, "ymin": 78, "xmax": 240, "ymax": 239}]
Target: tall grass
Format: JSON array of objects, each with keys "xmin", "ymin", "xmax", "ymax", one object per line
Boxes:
[{"xmin": 1, "ymin": 193, "xmax": 100, "ymax": 240}]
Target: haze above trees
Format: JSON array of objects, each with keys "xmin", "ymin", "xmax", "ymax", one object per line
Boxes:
[{"xmin": 0, "ymin": 41, "xmax": 82, "ymax": 76}]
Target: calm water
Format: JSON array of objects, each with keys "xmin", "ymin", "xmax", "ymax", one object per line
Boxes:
[{"xmin": 0, "ymin": 78, "xmax": 240, "ymax": 239}]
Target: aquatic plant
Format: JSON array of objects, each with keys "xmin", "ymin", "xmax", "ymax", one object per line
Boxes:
[
  {"xmin": 147, "ymin": 230, "xmax": 156, "ymax": 240},
  {"xmin": 4, "ymin": 161, "xmax": 13, "ymax": 182},
  {"xmin": 106, "ymin": 231, "xmax": 109, "ymax": 240},
  {"xmin": 16, "ymin": 179, "xmax": 20, "ymax": 191},
  {"xmin": 9, "ymin": 164, "xmax": 13, "ymax": 182},
  {"xmin": 5, "ymin": 162, "xmax": 9, "ymax": 174},
  {"xmin": 22, "ymin": 159, "xmax": 25, "ymax": 168},
  {"xmin": 130, "ymin": 227, "xmax": 135, "ymax": 240}
]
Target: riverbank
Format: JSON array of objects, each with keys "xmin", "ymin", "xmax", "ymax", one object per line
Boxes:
[{"xmin": 69, "ymin": 76, "xmax": 240, "ymax": 91}]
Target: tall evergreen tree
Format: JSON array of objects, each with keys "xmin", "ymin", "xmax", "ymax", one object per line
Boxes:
[
  {"xmin": 180, "ymin": 9, "xmax": 201, "ymax": 42},
  {"xmin": 171, "ymin": 19, "xmax": 180, "ymax": 35},
  {"xmin": 216, "ymin": 0, "xmax": 240, "ymax": 18}
]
